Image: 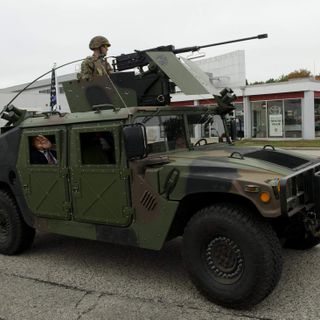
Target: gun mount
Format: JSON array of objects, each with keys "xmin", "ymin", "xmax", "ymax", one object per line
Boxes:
[
  {"xmin": 1, "ymin": 34, "xmax": 267, "ymax": 127},
  {"xmin": 63, "ymin": 34, "xmax": 267, "ymax": 113}
]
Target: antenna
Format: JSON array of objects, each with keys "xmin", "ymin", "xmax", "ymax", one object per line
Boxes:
[{"xmin": 0, "ymin": 58, "xmax": 84, "ymax": 118}]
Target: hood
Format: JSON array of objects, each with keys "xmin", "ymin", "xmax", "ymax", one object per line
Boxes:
[{"xmin": 167, "ymin": 144, "xmax": 319, "ymax": 177}]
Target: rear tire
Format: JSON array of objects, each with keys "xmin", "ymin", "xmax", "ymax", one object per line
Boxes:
[
  {"xmin": 183, "ymin": 203, "xmax": 282, "ymax": 309},
  {"xmin": 0, "ymin": 191, "xmax": 35, "ymax": 255}
]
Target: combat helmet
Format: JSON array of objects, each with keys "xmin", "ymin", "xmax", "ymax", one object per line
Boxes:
[{"xmin": 89, "ymin": 36, "xmax": 111, "ymax": 50}]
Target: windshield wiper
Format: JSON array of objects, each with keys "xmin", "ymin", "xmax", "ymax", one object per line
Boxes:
[{"xmin": 141, "ymin": 108, "xmax": 161, "ymax": 124}]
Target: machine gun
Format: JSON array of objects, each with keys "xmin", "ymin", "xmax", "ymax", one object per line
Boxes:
[
  {"xmin": 62, "ymin": 34, "xmax": 268, "ymax": 113},
  {"xmin": 107, "ymin": 34, "xmax": 268, "ymax": 107},
  {"xmin": 112, "ymin": 34, "xmax": 267, "ymax": 72}
]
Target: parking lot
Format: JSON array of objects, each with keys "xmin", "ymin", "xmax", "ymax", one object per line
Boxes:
[{"xmin": 1, "ymin": 231, "xmax": 320, "ymax": 320}]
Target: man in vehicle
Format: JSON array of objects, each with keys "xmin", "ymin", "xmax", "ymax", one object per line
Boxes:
[{"xmin": 30, "ymin": 135, "xmax": 57, "ymax": 164}]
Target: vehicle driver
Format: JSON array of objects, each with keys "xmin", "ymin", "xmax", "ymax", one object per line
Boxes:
[{"xmin": 175, "ymin": 134, "xmax": 187, "ymax": 149}]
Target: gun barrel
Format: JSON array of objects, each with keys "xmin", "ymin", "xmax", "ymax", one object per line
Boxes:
[
  {"xmin": 198, "ymin": 33, "xmax": 268, "ymax": 50},
  {"xmin": 113, "ymin": 33, "xmax": 268, "ymax": 71},
  {"xmin": 174, "ymin": 33, "xmax": 268, "ymax": 54}
]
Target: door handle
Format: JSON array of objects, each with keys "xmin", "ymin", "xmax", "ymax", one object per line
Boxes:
[{"xmin": 23, "ymin": 184, "xmax": 30, "ymax": 195}]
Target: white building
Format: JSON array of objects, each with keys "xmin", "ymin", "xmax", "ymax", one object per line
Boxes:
[
  {"xmin": 172, "ymin": 78, "xmax": 320, "ymax": 139},
  {"xmin": 1, "ymin": 71, "xmax": 320, "ymax": 140},
  {"xmin": 0, "ymin": 73, "xmax": 76, "ymax": 113}
]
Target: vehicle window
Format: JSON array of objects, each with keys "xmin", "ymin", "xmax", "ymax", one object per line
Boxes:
[
  {"xmin": 135, "ymin": 115, "xmax": 187, "ymax": 154},
  {"xmin": 80, "ymin": 131, "xmax": 115, "ymax": 165},
  {"xmin": 187, "ymin": 114, "xmax": 225, "ymax": 145},
  {"xmin": 29, "ymin": 134, "xmax": 58, "ymax": 165}
]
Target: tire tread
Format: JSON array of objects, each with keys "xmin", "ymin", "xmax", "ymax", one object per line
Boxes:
[
  {"xmin": 0, "ymin": 190, "xmax": 35, "ymax": 255},
  {"xmin": 183, "ymin": 203, "xmax": 282, "ymax": 309}
]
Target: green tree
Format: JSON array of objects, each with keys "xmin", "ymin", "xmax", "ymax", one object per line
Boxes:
[
  {"xmin": 265, "ymin": 78, "xmax": 276, "ymax": 83},
  {"xmin": 277, "ymin": 74, "xmax": 289, "ymax": 82},
  {"xmin": 286, "ymin": 69, "xmax": 311, "ymax": 79},
  {"xmin": 249, "ymin": 68, "xmax": 314, "ymax": 85}
]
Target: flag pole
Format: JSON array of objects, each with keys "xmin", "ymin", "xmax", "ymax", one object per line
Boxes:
[
  {"xmin": 54, "ymin": 63, "xmax": 60, "ymax": 111},
  {"xmin": 50, "ymin": 63, "xmax": 58, "ymax": 112},
  {"xmin": 54, "ymin": 63, "xmax": 61, "ymax": 111}
]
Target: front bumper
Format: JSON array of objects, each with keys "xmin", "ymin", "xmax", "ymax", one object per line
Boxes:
[{"xmin": 280, "ymin": 163, "xmax": 320, "ymax": 217}]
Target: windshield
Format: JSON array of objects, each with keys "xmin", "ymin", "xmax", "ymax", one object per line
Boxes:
[
  {"xmin": 187, "ymin": 113, "xmax": 226, "ymax": 145},
  {"xmin": 135, "ymin": 114, "xmax": 187, "ymax": 154},
  {"xmin": 134, "ymin": 111, "xmax": 226, "ymax": 155}
]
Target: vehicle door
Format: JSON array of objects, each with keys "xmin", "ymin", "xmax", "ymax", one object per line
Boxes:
[
  {"xmin": 16, "ymin": 127, "xmax": 71, "ymax": 219},
  {"xmin": 69, "ymin": 123, "xmax": 132, "ymax": 226}
]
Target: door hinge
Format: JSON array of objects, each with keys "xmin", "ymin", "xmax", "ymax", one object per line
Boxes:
[
  {"xmin": 119, "ymin": 168, "xmax": 131, "ymax": 180},
  {"xmin": 60, "ymin": 168, "xmax": 69, "ymax": 178},
  {"xmin": 63, "ymin": 201, "xmax": 72, "ymax": 213},
  {"xmin": 122, "ymin": 206, "xmax": 134, "ymax": 218}
]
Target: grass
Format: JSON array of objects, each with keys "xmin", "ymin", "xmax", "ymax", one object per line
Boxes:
[{"xmin": 234, "ymin": 139, "xmax": 320, "ymax": 148}]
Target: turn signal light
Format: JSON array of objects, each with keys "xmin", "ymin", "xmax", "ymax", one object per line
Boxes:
[{"xmin": 260, "ymin": 191, "xmax": 271, "ymax": 203}]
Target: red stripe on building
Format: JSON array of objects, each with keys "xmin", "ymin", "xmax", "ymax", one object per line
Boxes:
[
  {"xmin": 172, "ymin": 92, "xmax": 306, "ymax": 106},
  {"xmin": 171, "ymin": 96, "xmax": 243, "ymax": 106},
  {"xmin": 249, "ymin": 92, "xmax": 304, "ymax": 101},
  {"xmin": 315, "ymin": 91, "xmax": 320, "ymax": 98}
]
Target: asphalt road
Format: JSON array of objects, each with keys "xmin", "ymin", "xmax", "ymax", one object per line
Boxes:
[
  {"xmin": 2, "ymin": 148, "xmax": 320, "ymax": 320},
  {"xmin": 1, "ymin": 232, "xmax": 320, "ymax": 320}
]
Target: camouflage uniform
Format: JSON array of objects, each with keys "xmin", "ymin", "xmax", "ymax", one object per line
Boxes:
[
  {"xmin": 77, "ymin": 56, "xmax": 112, "ymax": 80},
  {"xmin": 77, "ymin": 35, "xmax": 112, "ymax": 81}
]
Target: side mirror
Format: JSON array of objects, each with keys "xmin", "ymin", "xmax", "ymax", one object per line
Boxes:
[{"xmin": 123, "ymin": 123, "xmax": 148, "ymax": 160}]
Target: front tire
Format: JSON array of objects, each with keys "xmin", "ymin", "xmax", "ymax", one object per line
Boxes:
[
  {"xmin": 183, "ymin": 203, "xmax": 282, "ymax": 309},
  {"xmin": 0, "ymin": 191, "xmax": 35, "ymax": 255}
]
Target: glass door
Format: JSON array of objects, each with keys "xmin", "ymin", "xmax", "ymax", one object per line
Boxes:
[
  {"xmin": 267, "ymin": 100, "xmax": 284, "ymax": 138},
  {"xmin": 252, "ymin": 101, "xmax": 267, "ymax": 138}
]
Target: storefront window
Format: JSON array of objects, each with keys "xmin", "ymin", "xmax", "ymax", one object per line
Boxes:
[
  {"xmin": 267, "ymin": 100, "xmax": 283, "ymax": 138},
  {"xmin": 315, "ymin": 99, "xmax": 320, "ymax": 137},
  {"xmin": 251, "ymin": 99, "xmax": 302, "ymax": 138},
  {"xmin": 284, "ymin": 99, "xmax": 302, "ymax": 138},
  {"xmin": 251, "ymin": 101, "xmax": 267, "ymax": 138}
]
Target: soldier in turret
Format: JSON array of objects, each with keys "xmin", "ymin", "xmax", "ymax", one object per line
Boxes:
[{"xmin": 77, "ymin": 36, "xmax": 112, "ymax": 80}]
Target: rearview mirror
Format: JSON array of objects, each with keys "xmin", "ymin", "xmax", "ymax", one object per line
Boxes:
[{"xmin": 123, "ymin": 124, "xmax": 148, "ymax": 160}]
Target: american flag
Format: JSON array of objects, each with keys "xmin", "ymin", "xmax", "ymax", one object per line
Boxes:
[{"xmin": 50, "ymin": 67, "xmax": 57, "ymax": 111}]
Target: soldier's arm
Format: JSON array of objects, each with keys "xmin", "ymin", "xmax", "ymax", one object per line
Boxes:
[
  {"xmin": 106, "ymin": 61, "xmax": 113, "ymax": 73},
  {"xmin": 77, "ymin": 58, "xmax": 94, "ymax": 80}
]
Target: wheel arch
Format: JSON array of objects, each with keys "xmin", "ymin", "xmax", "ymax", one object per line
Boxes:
[
  {"xmin": 0, "ymin": 181, "xmax": 14, "ymax": 196},
  {"xmin": 167, "ymin": 191, "xmax": 263, "ymax": 241}
]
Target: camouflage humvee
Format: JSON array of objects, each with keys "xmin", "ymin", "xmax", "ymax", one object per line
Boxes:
[{"xmin": 1, "ymin": 49, "xmax": 320, "ymax": 310}]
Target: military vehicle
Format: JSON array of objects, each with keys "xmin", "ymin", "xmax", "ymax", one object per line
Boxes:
[{"xmin": 1, "ymin": 34, "xmax": 320, "ymax": 309}]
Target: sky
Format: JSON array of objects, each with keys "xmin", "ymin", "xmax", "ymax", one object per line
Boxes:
[{"xmin": 0, "ymin": 0, "xmax": 319, "ymax": 88}]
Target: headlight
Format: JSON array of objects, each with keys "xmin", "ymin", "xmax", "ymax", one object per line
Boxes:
[{"xmin": 267, "ymin": 177, "xmax": 281, "ymax": 198}]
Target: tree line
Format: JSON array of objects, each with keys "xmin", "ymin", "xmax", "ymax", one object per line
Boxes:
[{"xmin": 250, "ymin": 69, "xmax": 320, "ymax": 85}]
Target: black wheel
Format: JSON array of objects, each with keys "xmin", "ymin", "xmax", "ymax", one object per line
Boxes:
[
  {"xmin": 0, "ymin": 191, "xmax": 35, "ymax": 255},
  {"xmin": 183, "ymin": 203, "xmax": 282, "ymax": 309},
  {"xmin": 194, "ymin": 138, "xmax": 207, "ymax": 146}
]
